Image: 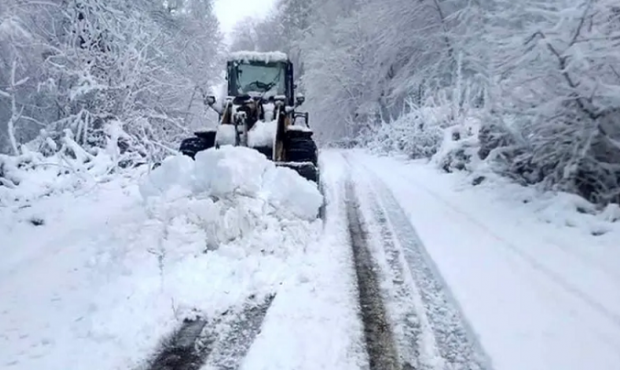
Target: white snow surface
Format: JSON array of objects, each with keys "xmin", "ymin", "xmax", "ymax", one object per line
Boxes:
[
  {"xmin": 215, "ymin": 124, "xmax": 237, "ymax": 146},
  {"xmin": 287, "ymin": 124, "xmax": 312, "ymax": 132},
  {"xmin": 343, "ymin": 149, "xmax": 620, "ymax": 370},
  {"xmin": 0, "ymin": 146, "xmax": 327, "ymax": 370},
  {"xmin": 228, "ymin": 50, "xmax": 289, "ymax": 63},
  {"xmin": 263, "ymin": 102, "xmax": 276, "ymax": 121},
  {"xmin": 3, "ymin": 146, "xmax": 619, "ymax": 370},
  {"xmin": 247, "ymin": 120, "xmax": 277, "ymax": 148}
]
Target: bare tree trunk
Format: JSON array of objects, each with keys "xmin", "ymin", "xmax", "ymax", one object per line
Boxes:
[
  {"xmin": 431, "ymin": 0, "xmax": 455, "ymax": 62},
  {"xmin": 1, "ymin": 61, "xmax": 27, "ymax": 155}
]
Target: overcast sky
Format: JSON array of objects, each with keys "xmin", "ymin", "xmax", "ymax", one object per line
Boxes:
[{"xmin": 214, "ymin": 0, "xmax": 277, "ymax": 39}]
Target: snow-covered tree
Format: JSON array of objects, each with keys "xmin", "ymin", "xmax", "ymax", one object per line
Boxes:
[
  {"xmin": 0, "ymin": 0, "xmax": 223, "ymax": 162},
  {"xmin": 484, "ymin": 0, "xmax": 620, "ymax": 204}
]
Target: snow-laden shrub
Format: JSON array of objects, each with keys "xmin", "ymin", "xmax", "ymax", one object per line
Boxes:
[
  {"xmin": 24, "ymin": 119, "xmax": 172, "ymax": 167},
  {"xmin": 433, "ymin": 124, "xmax": 480, "ymax": 173},
  {"xmin": 363, "ymin": 92, "xmax": 620, "ymax": 207},
  {"xmin": 492, "ymin": 106, "xmax": 620, "ymax": 206},
  {"xmin": 362, "ymin": 106, "xmax": 452, "ymax": 159},
  {"xmin": 474, "ymin": 117, "xmax": 538, "ymax": 185},
  {"xmin": 434, "ymin": 104, "xmax": 620, "ymax": 207},
  {"xmin": 481, "ymin": 0, "xmax": 620, "ymax": 207},
  {"xmin": 360, "ymin": 95, "xmax": 490, "ymax": 176},
  {"xmin": 0, "ymin": 127, "xmax": 146, "ymax": 206}
]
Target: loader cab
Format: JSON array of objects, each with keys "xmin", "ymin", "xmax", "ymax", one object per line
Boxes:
[{"xmin": 226, "ymin": 55, "xmax": 295, "ymax": 106}]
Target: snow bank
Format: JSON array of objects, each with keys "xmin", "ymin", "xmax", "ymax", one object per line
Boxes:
[{"xmin": 359, "ymin": 103, "xmax": 486, "ymax": 173}]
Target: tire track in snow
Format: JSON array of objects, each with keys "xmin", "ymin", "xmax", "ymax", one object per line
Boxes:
[
  {"xmin": 365, "ymin": 173, "xmax": 490, "ymax": 370},
  {"xmin": 365, "ymin": 196, "xmax": 437, "ymax": 369},
  {"xmin": 345, "ymin": 181, "xmax": 401, "ymax": 370},
  {"xmin": 342, "ymin": 151, "xmax": 490, "ymax": 370},
  {"xmin": 144, "ymin": 294, "xmax": 274, "ymax": 370},
  {"xmin": 146, "ymin": 318, "xmax": 213, "ymax": 370},
  {"xmin": 349, "ymin": 180, "xmax": 423, "ymax": 370},
  {"xmin": 202, "ymin": 294, "xmax": 275, "ymax": 370}
]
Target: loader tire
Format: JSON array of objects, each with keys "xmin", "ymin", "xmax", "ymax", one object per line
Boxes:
[
  {"xmin": 179, "ymin": 134, "xmax": 215, "ymax": 159},
  {"xmin": 295, "ymin": 163, "xmax": 319, "ymax": 183},
  {"xmin": 285, "ymin": 134, "xmax": 318, "ymax": 165}
]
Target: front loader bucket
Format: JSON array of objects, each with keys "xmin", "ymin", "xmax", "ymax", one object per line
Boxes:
[
  {"xmin": 276, "ymin": 161, "xmax": 325, "ymax": 220},
  {"xmin": 275, "ymin": 161, "xmax": 319, "ymax": 184}
]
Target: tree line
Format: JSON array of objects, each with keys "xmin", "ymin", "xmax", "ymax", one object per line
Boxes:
[{"xmin": 231, "ymin": 0, "xmax": 620, "ymax": 206}]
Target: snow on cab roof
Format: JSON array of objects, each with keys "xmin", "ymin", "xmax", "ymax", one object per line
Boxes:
[{"xmin": 228, "ymin": 51, "xmax": 289, "ymax": 63}]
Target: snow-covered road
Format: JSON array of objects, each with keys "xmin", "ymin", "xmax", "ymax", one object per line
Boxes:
[
  {"xmin": 1, "ymin": 148, "xmax": 619, "ymax": 370},
  {"xmin": 339, "ymin": 149, "xmax": 620, "ymax": 370}
]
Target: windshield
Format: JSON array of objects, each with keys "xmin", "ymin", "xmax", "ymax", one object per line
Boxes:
[{"xmin": 233, "ymin": 62, "xmax": 286, "ymax": 97}]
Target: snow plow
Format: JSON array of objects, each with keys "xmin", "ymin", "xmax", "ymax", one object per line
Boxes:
[{"xmin": 179, "ymin": 51, "xmax": 319, "ymax": 184}]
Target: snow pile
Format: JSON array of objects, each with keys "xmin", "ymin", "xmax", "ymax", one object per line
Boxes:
[
  {"xmin": 520, "ymin": 187, "xmax": 620, "ymax": 236},
  {"xmin": 215, "ymin": 124, "xmax": 237, "ymax": 146},
  {"xmin": 247, "ymin": 120, "xmax": 277, "ymax": 148},
  {"xmin": 140, "ymin": 145, "xmax": 321, "ymax": 220}
]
